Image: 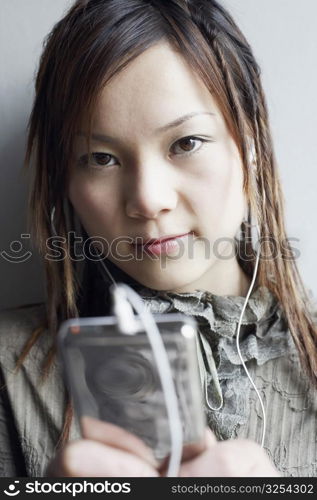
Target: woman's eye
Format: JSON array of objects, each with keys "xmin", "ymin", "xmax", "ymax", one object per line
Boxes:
[
  {"xmin": 78, "ymin": 152, "xmax": 117, "ymax": 168},
  {"xmin": 78, "ymin": 136, "xmax": 211, "ymax": 168},
  {"xmin": 171, "ymin": 136, "xmax": 209, "ymax": 156}
]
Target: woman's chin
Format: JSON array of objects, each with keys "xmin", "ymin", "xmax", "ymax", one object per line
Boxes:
[{"xmin": 115, "ymin": 261, "xmax": 208, "ymax": 293}]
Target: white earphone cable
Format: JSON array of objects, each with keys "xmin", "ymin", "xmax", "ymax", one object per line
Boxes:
[{"xmin": 235, "ymin": 226, "xmax": 266, "ymax": 448}]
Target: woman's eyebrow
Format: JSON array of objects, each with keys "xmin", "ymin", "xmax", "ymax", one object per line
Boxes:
[
  {"xmin": 155, "ymin": 111, "xmax": 215, "ymax": 133},
  {"xmin": 76, "ymin": 111, "xmax": 215, "ymax": 144}
]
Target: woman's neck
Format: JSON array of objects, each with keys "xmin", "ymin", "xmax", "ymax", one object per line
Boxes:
[{"xmin": 169, "ymin": 257, "xmax": 252, "ymax": 297}]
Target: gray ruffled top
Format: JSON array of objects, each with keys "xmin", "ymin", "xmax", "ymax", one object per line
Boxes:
[
  {"xmin": 0, "ymin": 281, "xmax": 316, "ymax": 476},
  {"xmin": 138, "ymin": 285, "xmax": 295, "ymax": 441}
]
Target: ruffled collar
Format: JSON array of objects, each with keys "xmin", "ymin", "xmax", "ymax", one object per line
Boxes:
[
  {"xmin": 137, "ymin": 285, "xmax": 279, "ymax": 337},
  {"xmin": 137, "ymin": 284, "xmax": 295, "ymax": 440}
]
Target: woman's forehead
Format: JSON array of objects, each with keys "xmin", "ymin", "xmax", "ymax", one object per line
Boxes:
[{"xmin": 90, "ymin": 43, "xmax": 221, "ymax": 133}]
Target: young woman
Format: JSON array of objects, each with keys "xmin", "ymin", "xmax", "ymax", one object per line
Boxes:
[{"xmin": 0, "ymin": 0, "xmax": 316, "ymax": 477}]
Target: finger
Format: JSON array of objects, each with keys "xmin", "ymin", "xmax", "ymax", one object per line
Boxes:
[
  {"xmin": 81, "ymin": 416, "xmax": 158, "ymax": 468},
  {"xmin": 181, "ymin": 428, "xmax": 217, "ymax": 462},
  {"xmin": 217, "ymin": 439, "xmax": 280, "ymax": 477},
  {"xmin": 179, "ymin": 438, "xmax": 280, "ymax": 477},
  {"xmin": 205, "ymin": 427, "xmax": 218, "ymax": 448},
  {"xmin": 47, "ymin": 439, "xmax": 159, "ymax": 477},
  {"xmin": 158, "ymin": 427, "xmax": 217, "ymax": 476}
]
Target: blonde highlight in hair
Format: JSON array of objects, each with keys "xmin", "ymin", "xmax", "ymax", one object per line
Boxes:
[{"xmin": 21, "ymin": 0, "xmax": 317, "ymax": 448}]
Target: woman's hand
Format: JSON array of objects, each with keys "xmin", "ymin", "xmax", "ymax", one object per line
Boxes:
[
  {"xmin": 46, "ymin": 418, "xmax": 280, "ymax": 477},
  {"xmin": 177, "ymin": 429, "xmax": 281, "ymax": 477},
  {"xmin": 46, "ymin": 418, "xmax": 159, "ymax": 477}
]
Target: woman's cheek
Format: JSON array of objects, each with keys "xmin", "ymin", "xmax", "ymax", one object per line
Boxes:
[
  {"xmin": 186, "ymin": 164, "xmax": 229, "ymax": 218},
  {"xmin": 68, "ymin": 179, "xmax": 119, "ymax": 235},
  {"xmin": 187, "ymin": 155, "xmax": 244, "ymax": 241}
]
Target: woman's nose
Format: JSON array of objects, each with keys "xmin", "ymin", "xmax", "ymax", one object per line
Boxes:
[{"xmin": 124, "ymin": 163, "xmax": 178, "ymax": 219}]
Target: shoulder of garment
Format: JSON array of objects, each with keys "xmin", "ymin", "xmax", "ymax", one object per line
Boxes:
[{"xmin": 0, "ymin": 302, "xmax": 79, "ymax": 476}]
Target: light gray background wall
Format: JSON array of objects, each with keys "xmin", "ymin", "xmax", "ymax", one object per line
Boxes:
[{"xmin": 1, "ymin": 0, "xmax": 316, "ymax": 311}]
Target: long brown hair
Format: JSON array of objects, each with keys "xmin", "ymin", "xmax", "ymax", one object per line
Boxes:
[{"xmin": 22, "ymin": 0, "xmax": 317, "ymax": 447}]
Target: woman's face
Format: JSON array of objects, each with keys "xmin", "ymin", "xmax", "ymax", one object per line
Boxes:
[{"xmin": 69, "ymin": 42, "xmax": 247, "ymax": 293}]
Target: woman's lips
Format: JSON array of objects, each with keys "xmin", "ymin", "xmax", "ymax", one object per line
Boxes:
[{"xmin": 132, "ymin": 232, "xmax": 191, "ymax": 256}]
